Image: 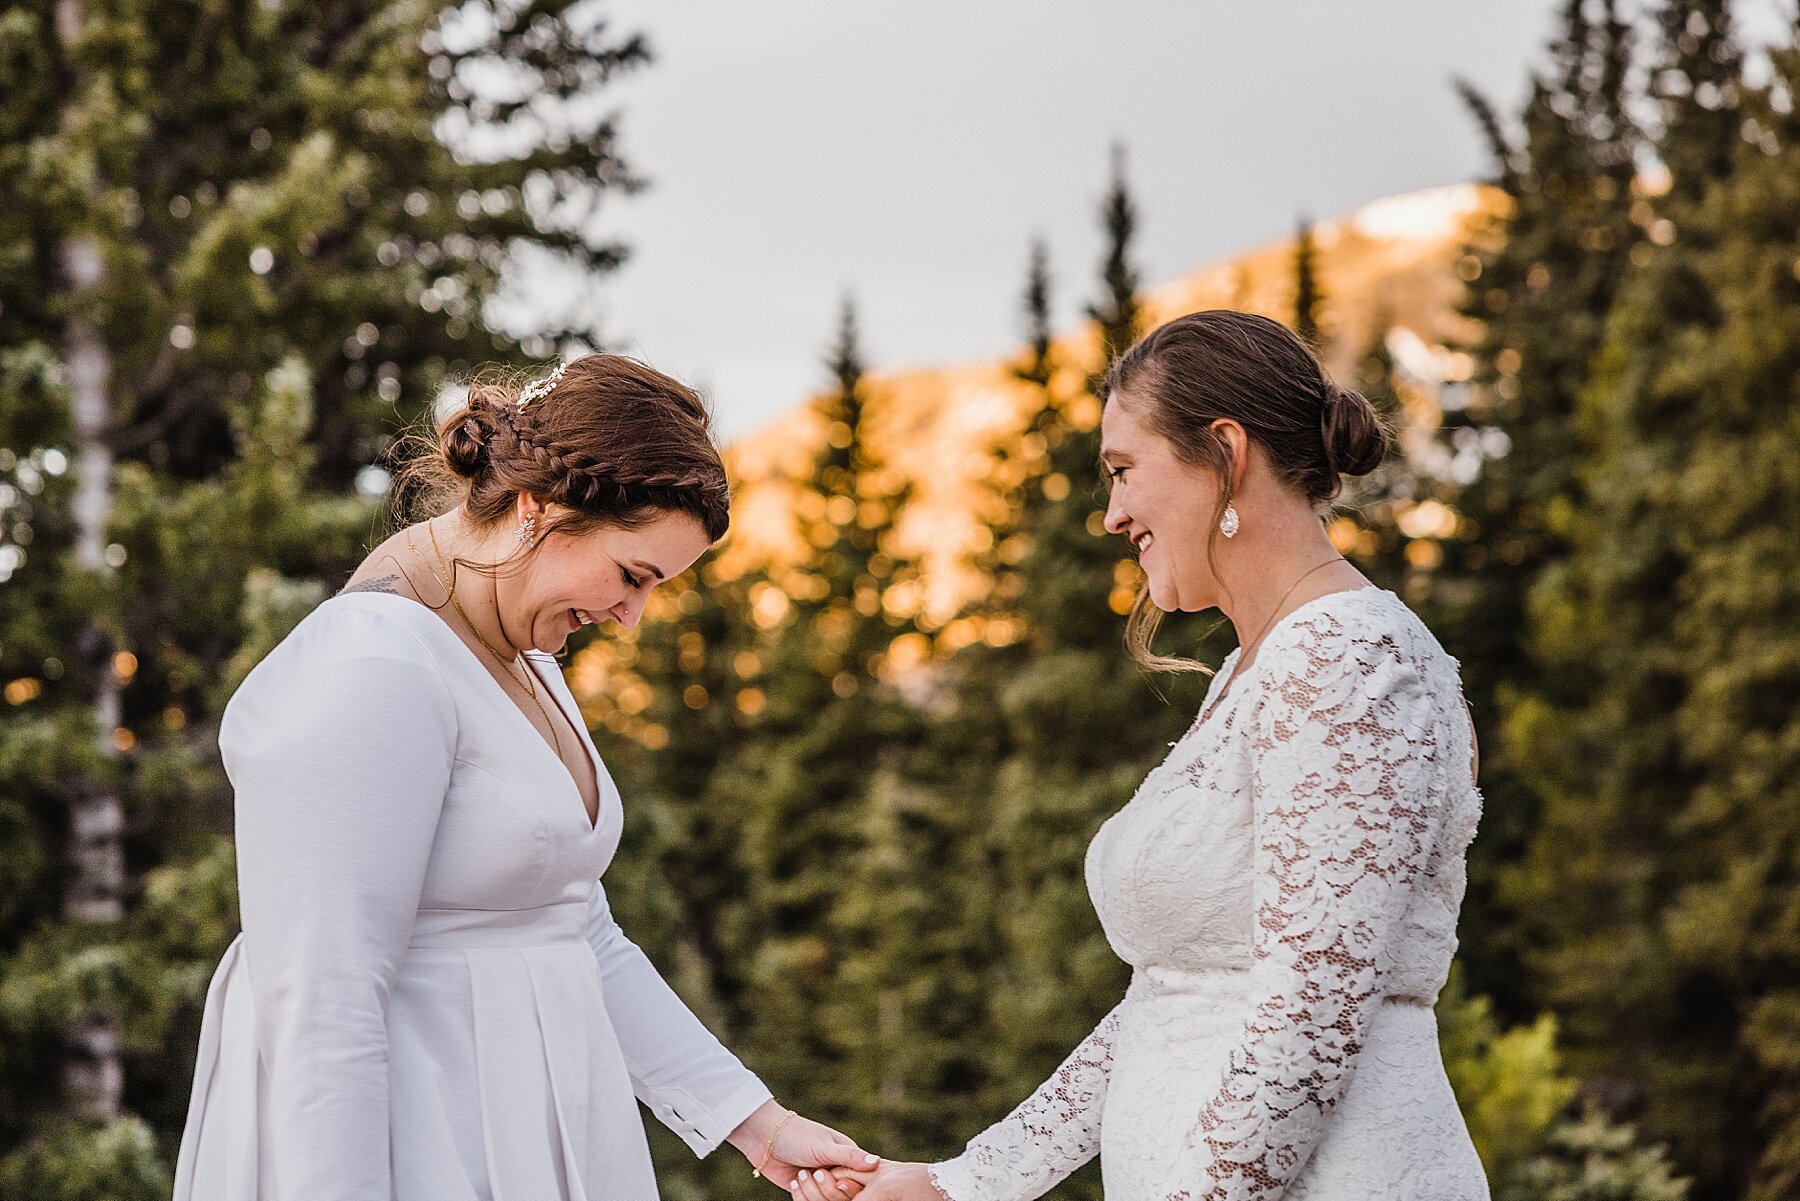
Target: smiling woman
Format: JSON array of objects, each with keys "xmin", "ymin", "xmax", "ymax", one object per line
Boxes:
[
  {"xmin": 411, "ymin": 352, "xmax": 733, "ymax": 547},
  {"xmin": 836, "ymin": 314, "xmax": 1485, "ymax": 1201},
  {"xmin": 171, "ymin": 352, "xmax": 880, "ymax": 1201},
  {"xmin": 1098, "ymin": 310, "xmax": 1388, "ymax": 672},
  {"xmin": 390, "ymin": 352, "xmax": 732, "ymax": 655}
]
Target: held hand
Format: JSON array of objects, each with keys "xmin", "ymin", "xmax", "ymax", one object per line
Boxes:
[
  {"xmin": 811, "ymin": 1159, "xmax": 942, "ymax": 1201},
  {"xmin": 728, "ymin": 1101, "xmax": 879, "ymax": 1193}
]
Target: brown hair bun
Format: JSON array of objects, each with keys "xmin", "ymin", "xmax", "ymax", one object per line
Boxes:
[
  {"xmin": 1320, "ymin": 383, "xmax": 1389, "ymax": 481},
  {"xmin": 441, "ymin": 402, "xmax": 501, "ymax": 479},
  {"xmin": 1103, "ymin": 310, "xmax": 1391, "ymax": 508}
]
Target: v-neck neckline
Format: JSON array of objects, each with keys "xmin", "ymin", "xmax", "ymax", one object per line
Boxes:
[
  {"xmin": 327, "ymin": 591, "xmax": 605, "ymax": 833},
  {"xmin": 519, "ymin": 652, "xmax": 604, "ymax": 833}
]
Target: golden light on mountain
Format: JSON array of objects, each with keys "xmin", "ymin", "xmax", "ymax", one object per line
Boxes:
[{"xmin": 717, "ymin": 183, "xmax": 1504, "ymax": 624}]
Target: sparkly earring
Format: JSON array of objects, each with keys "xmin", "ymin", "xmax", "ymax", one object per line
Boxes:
[
  {"xmin": 1219, "ymin": 504, "xmax": 1240, "ymax": 538},
  {"xmin": 516, "ymin": 514, "xmax": 537, "ymax": 546}
]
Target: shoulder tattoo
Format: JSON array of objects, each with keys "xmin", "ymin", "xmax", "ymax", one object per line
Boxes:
[{"xmin": 339, "ymin": 573, "xmax": 401, "ymax": 596}]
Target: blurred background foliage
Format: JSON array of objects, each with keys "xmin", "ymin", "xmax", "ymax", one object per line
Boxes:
[{"xmin": 1, "ymin": 1, "xmax": 1794, "ymax": 1199}]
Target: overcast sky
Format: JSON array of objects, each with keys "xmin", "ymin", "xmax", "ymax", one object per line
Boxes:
[{"xmin": 553, "ymin": 1, "xmax": 1777, "ymax": 442}]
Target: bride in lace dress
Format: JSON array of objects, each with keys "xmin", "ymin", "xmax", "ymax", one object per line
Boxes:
[{"xmin": 811, "ymin": 312, "xmax": 1489, "ymax": 1201}]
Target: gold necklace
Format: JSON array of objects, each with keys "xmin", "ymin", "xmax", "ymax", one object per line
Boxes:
[
  {"xmin": 410, "ymin": 519, "xmax": 563, "ymax": 758},
  {"xmin": 1199, "ymin": 554, "xmax": 1350, "ymax": 726},
  {"xmin": 420, "ymin": 521, "xmax": 539, "ymax": 696}
]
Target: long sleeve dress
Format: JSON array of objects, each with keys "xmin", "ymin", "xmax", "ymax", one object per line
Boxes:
[
  {"xmin": 172, "ymin": 591, "xmax": 772, "ymax": 1201},
  {"xmin": 929, "ymin": 586, "xmax": 1489, "ymax": 1201}
]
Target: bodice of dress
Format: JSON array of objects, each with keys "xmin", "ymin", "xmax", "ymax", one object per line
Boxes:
[
  {"xmin": 173, "ymin": 593, "xmax": 771, "ymax": 1201},
  {"xmin": 930, "ymin": 587, "xmax": 1484, "ymax": 1201}
]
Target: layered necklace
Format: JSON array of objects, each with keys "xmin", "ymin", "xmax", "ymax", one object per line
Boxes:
[{"xmin": 406, "ymin": 518, "xmax": 563, "ymax": 759}]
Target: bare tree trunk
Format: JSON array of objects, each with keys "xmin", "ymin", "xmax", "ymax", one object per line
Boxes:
[{"xmin": 57, "ymin": 0, "xmax": 125, "ymax": 1121}]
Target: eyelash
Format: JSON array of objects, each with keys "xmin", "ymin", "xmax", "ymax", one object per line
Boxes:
[
  {"xmin": 620, "ymin": 567, "xmax": 642, "ymax": 589},
  {"xmin": 1106, "ymin": 465, "xmax": 1127, "ymax": 481}
]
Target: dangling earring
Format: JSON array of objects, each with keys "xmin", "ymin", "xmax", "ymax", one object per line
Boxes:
[
  {"xmin": 1219, "ymin": 504, "xmax": 1240, "ymax": 539},
  {"xmin": 516, "ymin": 514, "xmax": 537, "ymax": 546}
]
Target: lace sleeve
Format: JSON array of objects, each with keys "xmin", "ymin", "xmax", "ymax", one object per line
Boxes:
[
  {"xmin": 928, "ymin": 1002, "xmax": 1124, "ymax": 1201},
  {"xmin": 1162, "ymin": 622, "xmax": 1445, "ymax": 1201}
]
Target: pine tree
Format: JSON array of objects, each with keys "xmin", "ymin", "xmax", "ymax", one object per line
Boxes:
[
  {"xmin": 599, "ymin": 549, "xmax": 767, "ymax": 1019},
  {"xmin": 0, "ymin": 0, "xmax": 649, "ymax": 1187},
  {"xmin": 1293, "ymin": 216, "xmax": 1324, "ymax": 347},
  {"xmin": 745, "ymin": 297, "xmax": 923, "ymax": 708},
  {"xmin": 1508, "ymin": 9, "xmax": 1800, "ymax": 1195},
  {"xmin": 1010, "ymin": 145, "xmax": 1143, "ymax": 653},
  {"xmin": 1020, "ymin": 238, "xmax": 1055, "ymax": 390},
  {"xmin": 616, "ymin": 299, "xmax": 954, "ymax": 1197},
  {"xmin": 1330, "ymin": 311, "xmax": 1415, "ymax": 594},
  {"xmin": 913, "ymin": 150, "xmax": 1218, "ymax": 1201},
  {"xmin": 1434, "ymin": 0, "xmax": 1642, "ymax": 1017},
  {"xmin": 1088, "ymin": 144, "xmax": 1141, "ymax": 374},
  {"xmin": 591, "ymin": 555, "xmax": 799, "ymax": 1201},
  {"xmin": 962, "ymin": 237, "xmax": 1056, "ymax": 628},
  {"xmin": 1652, "ymin": 0, "xmax": 1744, "ymax": 205}
]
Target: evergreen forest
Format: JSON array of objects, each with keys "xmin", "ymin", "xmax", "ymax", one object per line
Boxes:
[{"xmin": 0, "ymin": 3, "xmax": 1794, "ymax": 1200}]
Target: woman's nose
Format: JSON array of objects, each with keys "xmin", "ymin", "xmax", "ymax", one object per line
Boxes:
[
  {"xmin": 614, "ymin": 594, "xmax": 645, "ymax": 630},
  {"xmin": 1103, "ymin": 488, "xmax": 1131, "ymax": 536}
]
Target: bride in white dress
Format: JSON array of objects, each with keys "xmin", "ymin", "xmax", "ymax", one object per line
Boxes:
[
  {"xmin": 817, "ymin": 312, "xmax": 1489, "ymax": 1201},
  {"xmin": 173, "ymin": 354, "xmax": 879, "ymax": 1200}
]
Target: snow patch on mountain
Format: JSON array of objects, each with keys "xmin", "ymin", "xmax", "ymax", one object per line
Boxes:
[{"xmin": 1349, "ymin": 183, "xmax": 1484, "ymax": 242}]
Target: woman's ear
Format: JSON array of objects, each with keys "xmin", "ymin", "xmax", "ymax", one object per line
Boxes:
[{"xmin": 1208, "ymin": 418, "xmax": 1250, "ymax": 495}]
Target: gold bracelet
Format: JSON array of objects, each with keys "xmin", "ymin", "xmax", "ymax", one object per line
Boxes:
[{"xmin": 751, "ymin": 1107, "xmax": 797, "ymax": 1179}]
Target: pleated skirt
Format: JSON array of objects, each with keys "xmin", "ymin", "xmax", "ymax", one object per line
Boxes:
[{"xmin": 173, "ymin": 933, "xmax": 657, "ymax": 1201}]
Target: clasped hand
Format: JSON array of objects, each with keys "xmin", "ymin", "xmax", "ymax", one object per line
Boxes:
[
  {"xmin": 729, "ymin": 1101, "xmax": 940, "ymax": 1200},
  {"xmin": 792, "ymin": 1158, "xmax": 941, "ymax": 1201}
]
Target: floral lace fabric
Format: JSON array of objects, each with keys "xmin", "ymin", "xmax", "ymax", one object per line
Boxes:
[
  {"xmin": 930, "ymin": 589, "xmax": 1487, "ymax": 1201},
  {"xmin": 927, "ymin": 1005, "xmax": 1124, "ymax": 1201}
]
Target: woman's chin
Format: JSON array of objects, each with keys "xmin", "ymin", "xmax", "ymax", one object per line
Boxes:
[{"xmin": 1149, "ymin": 579, "xmax": 1210, "ymax": 614}]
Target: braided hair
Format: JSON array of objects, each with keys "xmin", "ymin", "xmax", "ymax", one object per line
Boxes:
[{"xmin": 402, "ymin": 353, "xmax": 731, "ymax": 544}]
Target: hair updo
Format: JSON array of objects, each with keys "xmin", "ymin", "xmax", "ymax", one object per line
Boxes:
[
  {"xmin": 1101, "ymin": 310, "xmax": 1391, "ymax": 672},
  {"xmin": 399, "ymin": 353, "xmax": 731, "ymax": 548},
  {"xmin": 1103, "ymin": 309, "xmax": 1388, "ymax": 507}
]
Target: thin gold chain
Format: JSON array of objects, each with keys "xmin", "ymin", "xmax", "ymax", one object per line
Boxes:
[
  {"xmin": 421, "ymin": 520, "xmax": 538, "ymax": 696},
  {"xmin": 1199, "ymin": 554, "xmax": 1348, "ymax": 726},
  {"xmin": 408, "ymin": 519, "xmax": 563, "ymax": 758}
]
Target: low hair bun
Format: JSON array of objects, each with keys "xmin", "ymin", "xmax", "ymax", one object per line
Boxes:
[
  {"xmin": 1320, "ymin": 383, "xmax": 1388, "ymax": 484},
  {"xmin": 442, "ymin": 403, "xmax": 500, "ymax": 479}
]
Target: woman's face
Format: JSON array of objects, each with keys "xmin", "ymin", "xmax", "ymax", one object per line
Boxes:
[
  {"xmin": 513, "ymin": 506, "xmax": 712, "ymax": 653},
  {"xmin": 1100, "ymin": 391, "xmax": 1229, "ymax": 613}
]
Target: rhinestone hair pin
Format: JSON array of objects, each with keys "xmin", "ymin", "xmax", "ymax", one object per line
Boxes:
[{"xmin": 516, "ymin": 360, "xmax": 569, "ymax": 410}]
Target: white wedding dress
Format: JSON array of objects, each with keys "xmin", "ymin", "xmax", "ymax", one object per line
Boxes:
[
  {"xmin": 173, "ymin": 593, "xmax": 771, "ymax": 1201},
  {"xmin": 930, "ymin": 587, "xmax": 1489, "ymax": 1201}
]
